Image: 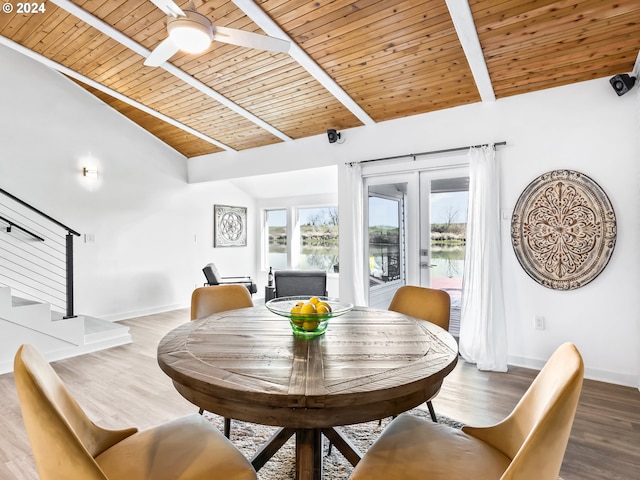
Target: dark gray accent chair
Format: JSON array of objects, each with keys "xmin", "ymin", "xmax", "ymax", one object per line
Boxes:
[
  {"xmin": 202, "ymin": 263, "xmax": 257, "ymax": 295},
  {"xmin": 274, "ymin": 270, "xmax": 327, "ymax": 298}
]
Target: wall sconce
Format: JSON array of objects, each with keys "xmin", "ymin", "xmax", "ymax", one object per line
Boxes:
[{"xmin": 82, "ymin": 166, "xmax": 98, "ymax": 178}]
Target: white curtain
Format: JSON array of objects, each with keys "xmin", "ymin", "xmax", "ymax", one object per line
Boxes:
[
  {"xmin": 343, "ymin": 162, "xmax": 367, "ymax": 306},
  {"xmin": 459, "ymin": 145, "xmax": 508, "ymax": 371}
]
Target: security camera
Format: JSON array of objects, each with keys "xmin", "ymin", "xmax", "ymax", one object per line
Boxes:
[
  {"xmin": 609, "ymin": 74, "xmax": 636, "ymax": 96},
  {"xmin": 327, "ymin": 129, "xmax": 341, "ymax": 143}
]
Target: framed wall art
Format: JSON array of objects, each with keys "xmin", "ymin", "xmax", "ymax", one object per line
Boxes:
[
  {"xmin": 510, "ymin": 169, "xmax": 616, "ymax": 290},
  {"xmin": 214, "ymin": 204, "xmax": 247, "ymax": 247}
]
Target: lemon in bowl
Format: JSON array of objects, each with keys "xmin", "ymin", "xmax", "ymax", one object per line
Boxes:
[{"xmin": 265, "ymin": 296, "xmax": 353, "ymax": 338}]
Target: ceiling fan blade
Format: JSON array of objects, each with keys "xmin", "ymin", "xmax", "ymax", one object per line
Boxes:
[
  {"xmin": 213, "ymin": 26, "xmax": 290, "ymax": 53},
  {"xmin": 149, "ymin": 0, "xmax": 184, "ymax": 17},
  {"xmin": 144, "ymin": 37, "xmax": 180, "ymax": 67}
]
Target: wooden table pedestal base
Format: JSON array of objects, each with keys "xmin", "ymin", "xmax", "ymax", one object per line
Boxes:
[{"xmin": 251, "ymin": 427, "xmax": 362, "ymax": 480}]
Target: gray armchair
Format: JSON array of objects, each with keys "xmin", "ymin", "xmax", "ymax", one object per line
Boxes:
[
  {"xmin": 202, "ymin": 263, "xmax": 257, "ymax": 295},
  {"xmin": 274, "ymin": 270, "xmax": 327, "ymax": 298}
]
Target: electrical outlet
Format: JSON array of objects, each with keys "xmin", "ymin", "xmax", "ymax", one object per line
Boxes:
[{"xmin": 534, "ymin": 315, "xmax": 545, "ymax": 330}]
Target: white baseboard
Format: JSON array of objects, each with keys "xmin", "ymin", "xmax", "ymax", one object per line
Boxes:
[
  {"xmin": 100, "ymin": 295, "xmax": 267, "ymax": 322},
  {"xmin": 98, "ymin": 303, "xmax": 188, "ymax": 322},
  {"xmin": 508, "ymin": 354, "xmax": 638, "ymax": 388}
]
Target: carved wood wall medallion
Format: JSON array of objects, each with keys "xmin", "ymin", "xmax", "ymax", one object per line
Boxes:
[{"xmin": 511, "ymin": 170, "xmax": 616, "ymax": 290}]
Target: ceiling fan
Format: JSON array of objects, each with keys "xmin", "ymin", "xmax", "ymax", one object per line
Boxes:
[{"xmin": 145, "ymin": 0, "xmax": 290, "ymax": 67}]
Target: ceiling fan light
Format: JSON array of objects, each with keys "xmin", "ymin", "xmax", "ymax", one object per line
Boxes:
[
  {"xmin": 167, "ymin": 10, "xmax": 213, "ymax": 54},
  {"xmin": 170, "ymin": 26, "xmax": 211, "ymax": 53}
]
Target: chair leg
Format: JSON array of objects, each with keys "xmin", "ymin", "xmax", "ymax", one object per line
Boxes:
[
  {"xmin": 224, "ymin": 417, "xmax": 232, "ymax": 438},
  {"xmin": 199, "ymin": 408, "xmax": 231, "ymax": 438},
  {"xmin": 427, "ymin": 401, "xmax": 437, "ymax": 422}
]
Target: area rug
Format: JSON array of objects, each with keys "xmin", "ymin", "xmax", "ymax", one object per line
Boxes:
[{"xmin": 204, "ymin": 408, "xmax": 464, "ymax": 479}]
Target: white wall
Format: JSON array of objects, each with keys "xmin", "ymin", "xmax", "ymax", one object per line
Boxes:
[
  {"xmin": 0, "ymin": 45, "xmax": 257, "ymax": 320},
  {"xmin": 497, "ymin": 83, "xmax": 639, "ymax": 388},
  {"xmin": 191, "ymin": 77, "xmax": 640, "ymax": 388}
]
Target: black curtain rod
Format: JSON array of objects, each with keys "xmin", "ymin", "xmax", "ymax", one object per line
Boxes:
[{"xmin": 351, "ymin": 141, "xmax": 507, "ymax": 166}]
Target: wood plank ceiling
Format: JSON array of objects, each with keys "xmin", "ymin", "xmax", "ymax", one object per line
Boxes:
[{"xmin": 0, "ymin": 1, "xmax": 638, "ymax": 158}]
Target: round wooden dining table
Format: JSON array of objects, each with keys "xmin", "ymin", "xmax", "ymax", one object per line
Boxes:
[{"xmin": 157, "ymin": 305, "xmax": 458, "ymax": 480}]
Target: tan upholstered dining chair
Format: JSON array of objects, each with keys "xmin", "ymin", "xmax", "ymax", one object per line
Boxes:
[
  {"xmin": 191, "ymin": 284, "xmax": 254, "ymax": 437},
  {"xmin": 349, "ymin": 342, "xmax": 584, "ymax": 480},
  {"xmin": 388, "ymin": 285, "xmax": 451, "ymax": 422},
  {"xmin": 14, "ymin": 344, "xmax": 257, "ymax": 480},
  {"xmin": 190, "ymin": 284, "xmax": 254, "ymax": 320}
]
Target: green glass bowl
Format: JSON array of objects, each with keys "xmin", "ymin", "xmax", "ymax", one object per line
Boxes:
[{"xmin": 265, "ymin": 296, "xmax": 353, "ymax": 338}]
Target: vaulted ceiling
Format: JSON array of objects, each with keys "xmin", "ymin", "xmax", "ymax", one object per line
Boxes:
[{"xmin": 1, "ymin": 1, "xmax": 638, "ymax": 158}]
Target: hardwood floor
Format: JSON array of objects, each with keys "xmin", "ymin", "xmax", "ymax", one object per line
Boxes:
[{"xmin": 1, "ymin": 308, "xmax": 638, "ymax": 479}]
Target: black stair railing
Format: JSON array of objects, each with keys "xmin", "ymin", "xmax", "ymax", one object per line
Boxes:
[
  {"xmin": 0, "ymin": 187, "xmax": 81, "ymax": 318},
  {"xmin": 0, "ymin": 213, "xmax": 45, "ymax": 241}
]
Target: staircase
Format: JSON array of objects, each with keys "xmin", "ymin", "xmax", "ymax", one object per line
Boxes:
[{"xmin": 0, "ymin": 286, "xmax": 131, "ymax": 374}]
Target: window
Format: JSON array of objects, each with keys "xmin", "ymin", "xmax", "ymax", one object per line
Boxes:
[
  {"xmin": 266, "ymin": 209, "xmax": 287, "ymax": 270},
  {"xmin": 298, "ymin": 207, "xmax": 339, "ymax": 272},
  {"xmin": 264, "ymin": 206, "xmax": 338, "ymax": 273}
]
